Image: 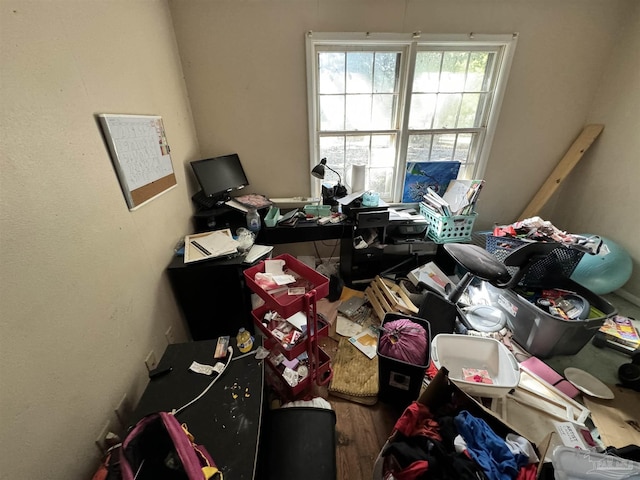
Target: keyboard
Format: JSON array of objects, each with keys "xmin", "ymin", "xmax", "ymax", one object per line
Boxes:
[{"xmin": 192, "ymin": 190, "xmax": 220, "ymax": 210}]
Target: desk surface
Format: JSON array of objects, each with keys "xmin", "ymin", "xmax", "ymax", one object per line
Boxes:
[{"xmin": 131, "ymin": 340, "xmax": 264, "ymax": 480}]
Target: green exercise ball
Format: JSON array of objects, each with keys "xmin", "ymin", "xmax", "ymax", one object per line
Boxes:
[{"xmin": 570, "ymin": 235, "xmax": 632, "ymax": 294}]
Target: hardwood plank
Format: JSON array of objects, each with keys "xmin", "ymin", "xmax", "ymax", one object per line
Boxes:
[{"xmin": 518, "ymin": 124, "xmax": 604, "ymax": 220}]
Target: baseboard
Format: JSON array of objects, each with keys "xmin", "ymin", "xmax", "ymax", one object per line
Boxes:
[{"xmin": 614, "ymin": 288, "xmax": 640, "ymax": 308}]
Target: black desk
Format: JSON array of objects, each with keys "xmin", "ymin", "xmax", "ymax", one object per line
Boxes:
[
  {"xmin": 258, "ymin": 218, "xmax": 352, "ymax": 244},
  {"xmin": 131, "ymin": 340, "xmax": 264, "ymax": 480}
]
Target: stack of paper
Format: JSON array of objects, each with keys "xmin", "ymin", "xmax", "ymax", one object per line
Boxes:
[
  {"xmin": 420, "ymin": 179, "xmax": 484, "ymax": 217},
  {"xmin": 184, "ymin": 228, "xmax": 239, "ymax": 263}
]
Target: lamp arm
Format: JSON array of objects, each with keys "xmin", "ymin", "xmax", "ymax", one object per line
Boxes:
[{"xmin": 324, "ymin": 164, "xmax": 342, "ymax": 184}]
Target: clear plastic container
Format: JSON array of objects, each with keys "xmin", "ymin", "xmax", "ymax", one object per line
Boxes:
[{"xmin": 246, "ymin": 208, "xmax": 261, "ymax": 233}]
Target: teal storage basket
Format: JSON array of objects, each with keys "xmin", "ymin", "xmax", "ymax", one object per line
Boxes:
[
  {"xmin": 420, "ymin": 203, "xmax": 476, "ymax": 243},
  {"xmin": 303, "ymin": 204, "xmax": 332, "ymax": 217}
]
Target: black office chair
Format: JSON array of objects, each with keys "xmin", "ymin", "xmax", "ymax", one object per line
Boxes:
[{"xmin": 416, "ymin": 241, "xmax": 562, "ymax": 335}]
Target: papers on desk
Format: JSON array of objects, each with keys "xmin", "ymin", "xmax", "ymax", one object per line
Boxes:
[
  {"xmin": 184, "ymin": 228, "xmax": 239, "ymax": 263},
  {"xmin": 244, "ymin": 244, "xmax": 274, "ymax": 264}
]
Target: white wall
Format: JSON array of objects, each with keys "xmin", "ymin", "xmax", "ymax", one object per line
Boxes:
[
  {"xmin": 553, "ymin": 2, "xmax": 640, "ymax": 300},
  {"xmin": 0, "ymin": 1, "xmax": 198, "ymax": 478}
]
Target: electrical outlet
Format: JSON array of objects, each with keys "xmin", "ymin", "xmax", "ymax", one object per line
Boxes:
[
  {"xmin": 114, "ymin": 393, "xmax": 131, "ymax": 428},
  {"xmin": 95, "ymin": 420, "xmax": 111, "ymax": 455},
  {"xmin": 165, "ymin": 326, "xmax": 176, "ymax": 344},
  {"xmin": 144, "ymin": 350, "xmax": 157, "ymax": 372}
]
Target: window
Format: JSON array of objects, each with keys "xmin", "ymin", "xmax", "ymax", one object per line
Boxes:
[{"xmin": 306, "ymin": 32, "xmax": 517, "ymax": 202}]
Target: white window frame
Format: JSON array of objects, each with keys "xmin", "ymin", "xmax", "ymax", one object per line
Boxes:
[{"xmin": 305, "ymin": 31, "xmax": 518, "ymax": 202}]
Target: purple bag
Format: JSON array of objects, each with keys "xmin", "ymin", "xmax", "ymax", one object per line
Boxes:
[{"xmin": 116, "ymin": 412, "xmax": 221, "ymax": 480}]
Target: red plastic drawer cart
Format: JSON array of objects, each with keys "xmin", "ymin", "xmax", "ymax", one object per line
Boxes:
[{"xmin": 244, "ymin": 254, "xmax": 333, "ymax": 401}]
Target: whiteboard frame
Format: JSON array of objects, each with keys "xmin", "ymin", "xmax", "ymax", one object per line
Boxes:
[{"xmin": 98, "ymin": 113, "xmax": 177, "ymax": 211}]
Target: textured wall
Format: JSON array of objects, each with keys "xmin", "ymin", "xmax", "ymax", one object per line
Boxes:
[{"xmin": 0, "ymin": 1, "xmax": 198, "ymax": 478}]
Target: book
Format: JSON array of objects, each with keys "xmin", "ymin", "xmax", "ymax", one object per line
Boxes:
[
  {"xmin": 225, "ymin": 194, "xmax": 272, "ymax": 213},
  {"xmin": 598, "ymin": 315, "xmax": 640, "ymax": 349}
]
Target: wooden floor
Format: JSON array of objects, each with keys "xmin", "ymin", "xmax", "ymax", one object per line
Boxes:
[{"xmin": 313, "ymin": 334, "xmax": 400, "ymax": 480}]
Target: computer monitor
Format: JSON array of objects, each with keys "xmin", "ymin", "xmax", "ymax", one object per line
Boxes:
[{"xmin": 190, "ymin": 153, "xmax": 249, "ymax": 201}]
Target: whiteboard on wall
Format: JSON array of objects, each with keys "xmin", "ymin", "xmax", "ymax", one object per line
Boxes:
[{"xmin": 98, "ymin": 114, "xmax": 177, "ymax": 211}]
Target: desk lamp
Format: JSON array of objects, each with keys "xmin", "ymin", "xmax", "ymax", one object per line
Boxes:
[{"xmin": 311, "ymin": 158, "xmax": 347, "ymax": 206}]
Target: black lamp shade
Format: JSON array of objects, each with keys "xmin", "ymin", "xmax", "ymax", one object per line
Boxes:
[{"xmin": 311, "ymin": 163, "xmax": 325, "ymax": 179}]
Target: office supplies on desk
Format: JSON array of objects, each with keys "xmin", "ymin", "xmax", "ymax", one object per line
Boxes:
[{"xmin": 184, "ymin": 229, "xmax": 239, "ymax": 263}]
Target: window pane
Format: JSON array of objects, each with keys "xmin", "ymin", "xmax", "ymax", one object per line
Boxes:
[
  {"xmin": 433, "ymin": 93, "xmax": 462, "ymax": 129},
  {"xmin": 372, "ymin": 94, "xmax": 395, "ymax": 129},
  {"xmin": 440, "ymin": 51, "xmax": 468, "ymax": 92},
  {"xmin": 453, "ymin": 133, "xmax": 472, "ymax": 162},
  {"xmin": 431, "ymin": 134, "xmax": 456, "ymax": 161},
  {"xmin": 345, "ymin": 136, "xmax": 370, "ymax": 167},
  {"xmin": 408, "ymin": 93, "xmax": 437, "ymax": 129},
  {"xmin": 320, "ymin": 95, "xmax": 345, "ymax": 131},
  {"xmin": 369, "ymin": 167, "xmax": 394, "ymax": 198},
  {"xmin": 319, "ymin": 52, "xmax": 345, "ymax": 94},
  {"xmin": 346, "ymin": 52, "xmax": 373, "ymax": 94},
  {"xmin": 413, "ymin": 51, "xmax": 442, "ymax": 92},
  {"xmin": 407, "ymin": 134, "xmax": 433, "ymax": 162},
  {"xmin": 374, "ymin": 52, "xmax": 400, "ymax": 93},
  {"xmin": 458, "ymin": 93, "xmax": 481, "ymax": 128},
  {"xmin": 465, "ymin": 52, "xmax": 490, "ymax": 91},
  {"xmin": 371, "ymin": 134, "xmax": 396, "ymax": 166},
  {"xmin": 346, "ymin": 94, "xmax": 372, "ymax": 130},
  {"xmin": 319, "ymin": 136, "xmax": 345, "ymax": 170}
]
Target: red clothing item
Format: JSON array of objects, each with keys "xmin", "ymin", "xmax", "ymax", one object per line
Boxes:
[
  {"xmin": 392, "ymin": 460, "xmax": 430, "ymax": 480},
  {"xmin": 394, "ymin": 402, "xmax": 442, "ymax": 442},
  {"xmin": 517, "ymin": 463, "xmax": 537, "ymax": 480}
]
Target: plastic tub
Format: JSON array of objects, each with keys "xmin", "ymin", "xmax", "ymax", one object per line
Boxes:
[
  {"xmin": 431, "ymin": 334, "xmax": 520, "ymax": 398},
  {"xmin": 552, "ymin": 446, "xmax": 640, "ymax": 480},
  {"xmin": 264, "ymin": 206, "xmax": 281, "ymax": 227},
  {"xmin": 377, "ymin": 313, "xmax": 431, "ymax": 409},
  {"xmin": 478, "ymin": 278, "xmax": 616, "ymax": 358},
  {"xmin": 420, "ymin": 203, "xmax": 477, "ymax": 243}
]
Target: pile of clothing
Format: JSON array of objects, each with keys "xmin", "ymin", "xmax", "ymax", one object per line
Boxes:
[
  {"xmin": 381, "ymin": 401, "xmax": 539, "ymax": 480},
  {"xmin": 493, "ymin": 216, "xmax": 602, "ymax": 255}
]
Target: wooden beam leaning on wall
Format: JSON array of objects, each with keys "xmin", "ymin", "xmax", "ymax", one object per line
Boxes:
[{"xmin": 518, "ymin": 124, "xmax": 604, "ymax": 221}]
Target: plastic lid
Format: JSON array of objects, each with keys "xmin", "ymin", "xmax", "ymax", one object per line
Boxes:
[{"xmin": 464, "ymin": 305, "xmax": 507, "ymax": 332}]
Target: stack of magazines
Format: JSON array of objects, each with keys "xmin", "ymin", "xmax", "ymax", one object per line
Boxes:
[{"xmin": 421, "ymin": 179, "xmax": 484, "ymax": 216}]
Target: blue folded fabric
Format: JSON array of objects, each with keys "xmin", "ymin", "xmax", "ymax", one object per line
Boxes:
[{"xmin": 454, "ymin": 410, "xmax": 519, "ymax": 480}]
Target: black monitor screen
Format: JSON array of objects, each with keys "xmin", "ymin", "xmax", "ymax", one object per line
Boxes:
[{"xmin": 190, "ymin": 153, "xmax": 249, "ymax": 199}]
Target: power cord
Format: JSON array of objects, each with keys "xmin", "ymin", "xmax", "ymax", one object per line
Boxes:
[{"xmin": 172, "ymin": 346, "xmax": 234, "ymax": 416}]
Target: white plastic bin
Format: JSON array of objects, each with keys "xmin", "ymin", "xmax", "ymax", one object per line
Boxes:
[{"xmin": 431, "ymin": 334, "xmax": 520, "ymax": 398}]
